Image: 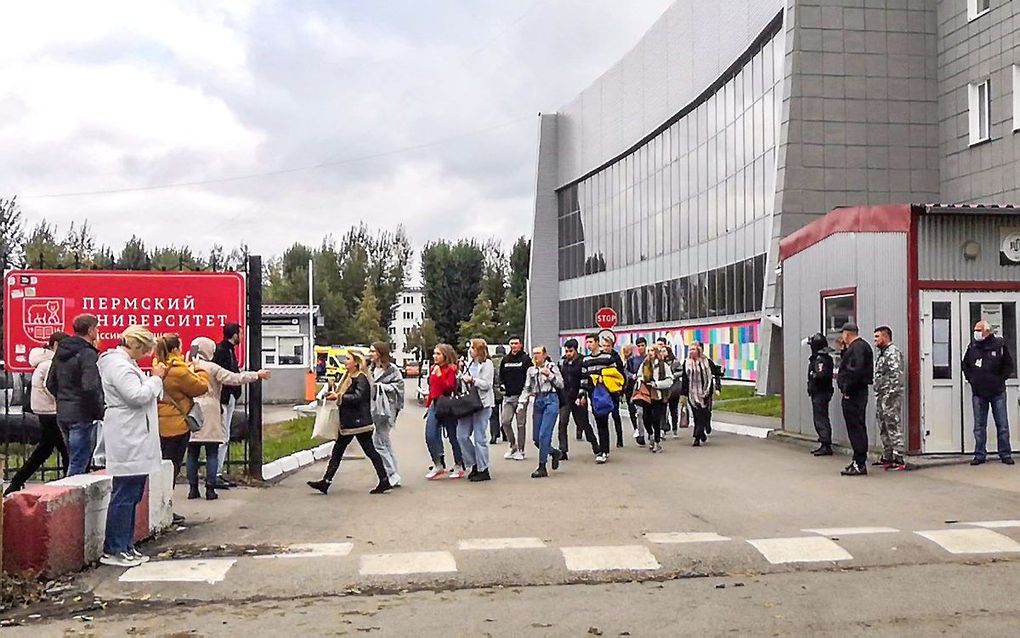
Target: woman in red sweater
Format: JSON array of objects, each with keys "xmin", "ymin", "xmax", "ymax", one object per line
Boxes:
[{"xmin": 424, "ymin": 343, "xmax": 466, "ymax": 479}]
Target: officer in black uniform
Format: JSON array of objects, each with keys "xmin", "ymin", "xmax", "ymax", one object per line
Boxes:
[
  {"xmin": 836, "ymin": 322, "xmax": 874, "ymax": 476},
  {"xmin": 806, "ymin": 332, "xmax": 834, "ymax": 456}
]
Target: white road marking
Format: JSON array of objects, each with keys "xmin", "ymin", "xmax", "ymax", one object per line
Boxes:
[
  {"xmin": 802, "ymin": 527, "xmax": 900, "ymax": 536},
  {"xmin": 958, "ymin": 520, "xmax": 1020, "ymax": 529},
  {"xmin": 916, "ymin": 529, "xmax": 1020, "ymax": 554},
  {"xmin": 645, "ymin": 532, "xmax": 731, "ymax": 544},
  {"xmin": 119, "ymin": 559, "xmax": 236, "ymax": 584},
  {"xmin": 561, "ymin": 545, "xmax": 661, "ymax": 571},
  {"xmin": 359, "ymin": 551, "xmax": 457, "ymax": 576},
  {"xmin": 458, "ymin": 537, "xmax": 546, "ymax": 550},
  {"xmin": 255, "ymin": 542, "xmax": 354, "ymax": 559},
  {"xmin": 748, "ymin": 537, "xmax": 853, "ymax": 564}
]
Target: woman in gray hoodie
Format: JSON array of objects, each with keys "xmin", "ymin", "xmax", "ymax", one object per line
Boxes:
[{"xmin": 370, "ymin": 341, "xmax": 404, "ymax": 487}]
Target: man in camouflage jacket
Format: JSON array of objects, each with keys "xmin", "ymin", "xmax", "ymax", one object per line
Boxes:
[{"xmin": 873, "ymin": 326, "xmax": 905, "ymax": 468}]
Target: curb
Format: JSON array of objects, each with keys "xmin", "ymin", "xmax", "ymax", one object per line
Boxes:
[
  {"xmin": 260, "ymin": 442, "xmax": 366, "ymax": 483},
  {"xmin": 766, "ymin": 430, "xmax": 972, "ymax": 470}
]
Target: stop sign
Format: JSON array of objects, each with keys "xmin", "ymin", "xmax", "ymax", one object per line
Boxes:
[{"xmin": 595, "ymin": 307, "xmax": 618, "ymax": 329}]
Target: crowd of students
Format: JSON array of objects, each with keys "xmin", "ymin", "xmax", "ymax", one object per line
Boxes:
[{"xmin": 4, "ymin": 314, "xmax": 269, "ymax": 568}]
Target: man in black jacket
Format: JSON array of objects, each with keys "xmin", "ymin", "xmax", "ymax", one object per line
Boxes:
[
  {"xmin": 46, "ymin": 314, "xmax": 104, "ymax": 475},
  {"xmin": 212, "ymin": 322, "xmax": 242, "ymax": 485},
  {"xmin": 963, "ymin": 320, "xmax": 1015, "ymax": 466},
  {"xmin": 836, "ymin": 323, "xmax": 873, "ymax": 476},
  {"xmin": 557, "ymin": 339, "xmax": 598, "ymax": 461},
  {"xmin": 498, "ymin": 337, "xmax": 532, "ymax": 460},
  {"xmin": 806, "ymin": 332, "xmax": 835, "ymax": 456}
]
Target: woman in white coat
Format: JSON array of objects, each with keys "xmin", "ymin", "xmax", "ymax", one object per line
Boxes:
[
  {"xmin": 97, "ymin": 326, "xmax": 167, "ymax": 568},
  {"xmin": 187, "ymin": 337, "xmax": 269, "ymax": 499}
]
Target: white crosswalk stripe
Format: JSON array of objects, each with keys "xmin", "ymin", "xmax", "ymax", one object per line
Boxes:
[
  {"xmin": 958, "ymin": 520, "xmax": 1020, "ymax": 529},
  {"xmin": 916, "ymin": 529, "xmax": 1020, "ymax": 554},
  {"xmin": 748, "ymin": 537, "xmax": 853, "ymax": 564},
  {"xmin": 458, "ymin": 537, "xmax": 546, "ymax": 550},
  {"xmin": 359, "ymin": 551, "xmax": 458, "ymax": 576},
  {"xmin": 802, "ymin": 527, "xmax": 900, "ymax": 536},
  {"xmin": 645, "ymin": 532, "xmax": 731, "ymax": 544},
  {"xmin": 255, "ymin": 542, "xmax": 354, "ymax": 559},
  {"xmin": 561, "ymin": 545, "xmax": 660, "ymax": 571},
  {"xmin": 119, "ymin": 559, "xmax": 236, "ymax": 584}
]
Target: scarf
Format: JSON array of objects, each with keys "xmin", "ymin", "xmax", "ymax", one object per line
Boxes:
[{"xmin": 685, "ymin": 357, "xmax": 713, "ymax": 408}]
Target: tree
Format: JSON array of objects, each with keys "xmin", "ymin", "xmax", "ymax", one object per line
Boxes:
[
  {"xmin": 94, "ymin": 245, "xmax": 117, "ymax": 269},
  {"xmin": 509, "ymin": 236, "xmax": 530, "ymax": 297},
  {"xmin": 0, "ymin": 196, "xmax": 25, "ymax": 352},
  {"xmin": 150, "ymin": 245, "xmax": 203, "ymax": 271},
  {"xmin": 458, "ymin": 291, "xmax": 501, "ymax": 348},
  {"xmin": 22, "ymin": 221, "xmax": 66, "ymax": 269},
  {"xmin": 480, "ymin": 238, "xmax": 508, "ymax": 314},
  {"xmin": 62, "ymin": 221, "xmax": 96, "ymax": 266},
  {"xmin": 421, "ymin": 239, "xmax": 485, "ymax": 347},
  {"xmin": 351, "ymin": 282, "xmax": 386, "ymax": 345},
  {"xmin": 405, "ymin": 318, "xmax": 439, "ymax": 361},
  {"xmin": 117, "ymin": 236, "xmax": 150, "ymax": 270},
  {"xmin": 497, "ymin": 291, "xmax": 526, "ymax": 343}
]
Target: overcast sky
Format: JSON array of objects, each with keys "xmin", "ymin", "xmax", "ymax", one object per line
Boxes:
[{"xmin": 2, "ymin": 0, "xmax": 674, "ymax": 260}]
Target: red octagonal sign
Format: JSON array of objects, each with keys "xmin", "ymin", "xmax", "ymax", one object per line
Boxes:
[{"xmin": 595, "ymin": 307, "xmax": 618, "ymax": 330}]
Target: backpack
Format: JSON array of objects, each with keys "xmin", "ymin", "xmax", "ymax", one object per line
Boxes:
[{"xmin": 591, "ymin": 383, "xmax": 615, "ymax": 417}]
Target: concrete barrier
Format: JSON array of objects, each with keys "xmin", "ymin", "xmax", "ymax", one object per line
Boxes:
[
  {"xmin": 147, "ymin": 460, "xmax": 175, "ymax": 534},
  {"xmin": 49, "ymin": 474, "xmax": 112, "ymax": 565},
  {"xmin": 277, "ymin": 455, "xmax": 300, "ymax": 474},
  {"xmin": 294, "ymin": 450, "xmax": 315, "ymax": 467},
  {"xmin": 312, "ymin": 442, "xmax": 334, "ymax": 460},
  {"xmin": 2, "ymin": 485, "xmax": 86, "ymax": 576},
  {"xmin": 262, "ymin": 461, "xmax": 283, "ymax": 481}
]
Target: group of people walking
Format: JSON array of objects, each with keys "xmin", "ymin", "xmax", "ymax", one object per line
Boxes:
[
  {"xmin": 806, "ymin": 320, "xmax": 1014, "ymax": 477},
  {"xmin": 5, "ymin": 314, "xmax": 269, "ymax": 568}
]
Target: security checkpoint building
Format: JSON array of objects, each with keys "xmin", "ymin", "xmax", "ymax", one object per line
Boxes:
[{"xmin": 781, "ymin": 203, "xmax": 1020, "ymax": 456}]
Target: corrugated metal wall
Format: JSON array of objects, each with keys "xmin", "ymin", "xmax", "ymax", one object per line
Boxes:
[
  {"xmin": 782, "ymin": 232, "xmax": 908, "ymax": 446},
  {"xmin": 918, "ymin": 214, "xmax": 1020, "ymax": 282}
]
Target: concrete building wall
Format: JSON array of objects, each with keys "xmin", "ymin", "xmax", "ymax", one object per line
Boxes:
[
  {"xmin": 760, "ymin": 0, "xmax": 942, "ymax": 393},
  {"xmin": 527, "ymin": 113, "xmax": 561, "ymax": 352},
  {"xmin": 782, "ymin": 232, "xmax": 908, "ymax": 445},
  {"xmin": 938, "ymin": 0, "xmax": 1020, "ymax": 204},
  {"xmin": 391, "ymin": 288, "xmax": 425, "ymax": 365}
]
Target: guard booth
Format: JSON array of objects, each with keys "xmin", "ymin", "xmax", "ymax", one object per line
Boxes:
[
  {"xmin": 260, "ymin": 304, "xmax": 321, "ymax": 404},
  {"xmin": 780, "ymin": 204, "xmax": 1020, "ymax": 456}
]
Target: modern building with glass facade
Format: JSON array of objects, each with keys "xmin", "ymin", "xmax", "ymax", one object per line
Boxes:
[{"xmin": 527, "ymin": 0, "xmax": 1020, "ymax": 392}]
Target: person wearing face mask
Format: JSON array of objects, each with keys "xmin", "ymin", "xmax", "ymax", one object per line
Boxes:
[
  {"xmin": 963, "ymin": 320, "xmax": 1015, "ymax": 466},
  {"xmin": 805, "ymin": 332, "xmax": 835, "ymax": 457},
  {"xmin": 872, "ymin": 326, "xmax": 906, "ymax": 470}
]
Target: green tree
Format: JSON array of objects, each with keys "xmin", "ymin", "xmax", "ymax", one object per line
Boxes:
[
  {"xmin": 480, "ymin": 238, "xmax": 508, "ymax": 315},
  {"xmin": 405, "ymin": 318, "xmax": 439, "ymax": 361},
  {"xmin": 62, "ymin": 221, "xmax": 96, "ymax": 267},
  {"xmin": 0, "ymin": 196, "xmax": 25, "ymax": 352},
  {"xmin": 351, "ymin": 282, "xmax": 386, "ymax": 345},
  {"xmin": 497, "ymin": 291, "xmax": 526, "ymax": 342},
  {"xmin": 509, "ymin": 236, "xmax": 531, "ymax": 297},
  {"xmin": 150, "ymin": 245, "xmax": 203, "ymax": 271},
  {"xmin": 458, "ymin": 291, "xmax": 501, "ymax": 347},
  {"xmin": 117, "ymin": 236, "xmax": 150, "ymax": 270},
  {"xmin": 94, "ymin": 246, "xmax": 117, "ymax": 269},
  {"xmin": 421, "ymin": 239, "xmax": 485, "ymax": 347},
  {"xmin": 22, "ymin": 221, "xmax": 66, "ymax": 269}
]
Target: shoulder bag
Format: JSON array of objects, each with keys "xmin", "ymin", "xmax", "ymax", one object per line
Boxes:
[
  {"xmin": 435, "ymin": 383, "xmax": 483, "ymax": 419},
  {"xmin": 166, "ymin": 393, "xmax": 204, "ymax": 433}
]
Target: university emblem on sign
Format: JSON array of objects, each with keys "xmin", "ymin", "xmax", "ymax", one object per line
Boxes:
[
  {"xmin": 23, "ymin": 298, "xmax": 65, "ymax": 343},
  {"xmin": 1000, "ymin": 229, "xmax": 1020, "ymax": 265}
]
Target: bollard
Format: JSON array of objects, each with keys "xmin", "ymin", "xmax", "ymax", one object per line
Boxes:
[{"xmin": 305, "ymin": 370, "xmax": 317, "ymax": 402}]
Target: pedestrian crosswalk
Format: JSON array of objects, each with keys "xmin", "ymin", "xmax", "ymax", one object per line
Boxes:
[{"xmin": 115, "ymin": 521, "xmax": 1020, "ymax": 585}]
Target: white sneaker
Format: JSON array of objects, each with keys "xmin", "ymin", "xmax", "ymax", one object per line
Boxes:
[
  {"xmin": 512, "ymin": 451, "xmax": 525, "ymax": 461},
  {"xmin": 448, "ymin": 467, "xmax": 466, "ymax": 480},
  {"xmin": 425, "ymin": 466, "xmax": 447, "ymax": 480},
  {"xmin": 389, "ymin": 474, "xmax": 401, "ymax": 487},
  {"xmin": 129, "ymin": 548, "xmax": 150, "ymax": 564},
  {"xmin": 504, "ymin": 448, "xmax": 516, "ymax": 460},
  {"xmin": 100, "ymin": 552, "xmax": 142, "ymax": 568},
  {"xmin": 595, "ymin": 454, "xmax": 607, "ymax": 464}
]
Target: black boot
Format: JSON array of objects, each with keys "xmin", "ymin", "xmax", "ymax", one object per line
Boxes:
[
  {"xmin": 468, "ymin": 465, "xmax": 478, "ymax": 480},
  {"xmin": 205, "ymin": 486, "xmax": 219, "ymax": 500},
  {"xmin": 812, "ymin": 445, "xmax": 833, "ymax": 456},
  {"xmin": 187, "ymin": 485, "xmax": 201, "ymax": 500},
  {"xmin": 307, "ymin": 479, "xmax": 331, "ymax": 494},
  {"xmin": 468, "ymin": 468, "xmax": 491, "ymax": 482},
  {"xmin": 531, "ymin": 465, "xmax": 548, "ymax": 478},
  {"xmin": 551, "ymin": 449, "xmax": 562, "ymax": 471},
  {"xmin": 370, "ymin": 478, "xmax": 393, "ymax": 494}
]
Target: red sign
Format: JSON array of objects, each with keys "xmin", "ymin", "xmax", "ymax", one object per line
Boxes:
[
  {"xmin": 3, "ymin": 270, "xmax": 246, "ymax": 372},
  {"xmin": 595, "ymin": 307, "xmax": 618, "ymax": 330}
]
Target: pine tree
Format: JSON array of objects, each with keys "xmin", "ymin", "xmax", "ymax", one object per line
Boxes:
[
  {"xmin": 22, "ymin": 221, "xmax": 66, "ymax": 269},
  {"xmin": 458, "ymin": 291, "xmax": 500, "ymax": 349},
  {"xmin": 351, "ymin": 282, "xmax": 386, "ymax": 345},
  {"xmin": 118, "ymin": 236, "xmax": 150, "ymax": 270}
]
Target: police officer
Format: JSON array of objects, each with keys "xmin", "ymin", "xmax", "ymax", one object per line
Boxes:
[
  {"xmin": 806, "ymin": 332, "xmax": 834, "ymax": 456},
  {"xmin": 873, "ymin": 326, "xmax": 906, "ymax": 470},
  {"xmin": 836, "ymin": 322, "xmax": 874, "ymax": 476}
]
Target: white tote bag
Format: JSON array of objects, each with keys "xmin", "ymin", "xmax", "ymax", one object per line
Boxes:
[{"xmin": 312, "ymin": 402, "xmax": 339, "ymax": 440}]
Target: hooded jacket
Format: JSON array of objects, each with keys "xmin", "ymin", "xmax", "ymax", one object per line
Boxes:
[
  {"xmin": 29, "ymin": 347, "xmax": 57, "ymax": 415},
  {"xmin": 46, "ymin": 335, "xmax": 105, "ymax": 425},
  {"xmin": 963, "ymin": 335, "xmax": 1016, "ymax": 399}
]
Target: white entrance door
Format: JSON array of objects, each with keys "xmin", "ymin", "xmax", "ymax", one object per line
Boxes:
[{"xmin": 920, "ymin": 291, "xmax": 1020, "ymax": 454}]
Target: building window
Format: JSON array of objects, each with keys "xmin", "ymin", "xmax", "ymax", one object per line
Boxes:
[
  {"xmin": 821, "ymin": 290, "xmax": 856, "ymax": 366},
  {"xmin": 262, "ymin": 336, "xmax": 307, "ymax": 367},
  {"xmin": 403, "ymin": 327, "xmax": 411, "ymax": 335},
  {"xmin": 1013, "ymin": 65, "xmax": 1019, "ymax": 132},
  {"xmin": 969, "ymin": 79, "xmax": 991, "ymax": 145},
  {"xmin": 931, "ymin": 301, "xmax": 953, "ymax": 380},
  {"xmin": 389, "ymin": 326, "xmax": 396, "ymax": 336},
  {"xmin": 403, "ymin": 296, "xmax": 413, "ymax": 304},
  {"xmin": 968, "ymin": 0, "xmax": 991, "ymax": 21}
]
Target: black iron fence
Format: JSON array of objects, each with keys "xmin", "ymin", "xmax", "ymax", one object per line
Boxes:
[{"xmin": 1, "ymin": 254, "xmax": 264, "ymax": 486}]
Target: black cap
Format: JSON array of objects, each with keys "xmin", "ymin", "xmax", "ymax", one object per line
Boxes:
[
  {"xmin": 808, "ymin": 332, "xmax": 828, "ymax": 352},
  {"xmin": 841, "ymin": 322, "xmax": 859, "ymax": 333}
]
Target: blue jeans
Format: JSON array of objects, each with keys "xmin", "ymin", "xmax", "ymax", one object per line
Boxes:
[
  {"xmin": 972, "ymin": 393, "xmax": 1012, "ymax": 460},
  {"xmin": 457, "ymin": 407, "xmax": 493, "ymax": 471},
  {"xmin": 63, "ymin": 421, "xmax": 97, "ymax": 476},
  {"xmin": 187, "ymin": 443, "xmax": 219, "ymax": 489},
  {"xmin": 104, "ymin": 474, "xmax": 147, "ymax": 555},
  {"xmin": 532, "ymin": 393, "xmax": 560, "ymax": 466},
  {"xmin": 425, "ymin": 404, "xmax": 463, "ymax": 468}
]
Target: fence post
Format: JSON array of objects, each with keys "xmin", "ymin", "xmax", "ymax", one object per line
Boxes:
[{"xmin": 246, "ymin": 255, "xmax": 264, "ymax": 480}]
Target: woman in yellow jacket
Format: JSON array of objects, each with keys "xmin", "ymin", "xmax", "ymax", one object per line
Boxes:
[{"xmin": 155, "ymin": 334, "xmax": 209, "ymax": 489}]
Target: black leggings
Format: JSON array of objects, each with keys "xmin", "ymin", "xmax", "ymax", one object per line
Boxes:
[
  {"xmin": 691, "ymin": 404, "xmax": 712, "ymax": 442},
  {"xmin": 8, "ymin": 414, "xmax": 68, "ymax": 489},
  {"xmin": 323, "ymin": 431, "xmax": 388, "ymax": 484},
  {"xmin": 667, "ymin": 395, "xmax": 680, "ymax": 431},
  {"xmin": 643, "ymin": 402, "xmax": 665, "ymax": 443},
  {"xmin": 160, "ymin": 432, "xmax": 190, "ymax": 484},
  {"xmin": 611, "ymin": 401, "xmax": 624, "ymax": 445}
]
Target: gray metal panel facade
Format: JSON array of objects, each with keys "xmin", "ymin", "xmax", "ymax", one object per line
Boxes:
[
  {"xmin": 918, "ymin": 213, "xmax": 1020, "ymax": 281},
  {"xmin": 937, "ymin": 0, "xmax": 1020, "ymax": 204},
  {"xmin": 526, "ymin": 113, "xmax": 561, "ymax": 352},
  {"xmin": 782, "ymin": 232, "xmax": 908, "ymax": 447}
]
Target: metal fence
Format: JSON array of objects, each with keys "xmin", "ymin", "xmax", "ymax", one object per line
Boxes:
[{"xmin": 1, "ymin": 254, "xmax": 264, "ymax": 486}]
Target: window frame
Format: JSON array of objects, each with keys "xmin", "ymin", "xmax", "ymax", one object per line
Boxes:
[
  {"xmin": 969, "ymin": 79, "xmax": 992, "ymax": 145},
  {"xmin": 820, "ymin": 287, "xmax": 857, "ymax": 359},
  {"xmin": 1013, "ymin": 65, "xmax": 1020, "ymax": 132},
  {"xmin": 967, "ymin": 0, "xmax": 991, "ymax": 22}
]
